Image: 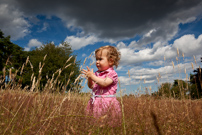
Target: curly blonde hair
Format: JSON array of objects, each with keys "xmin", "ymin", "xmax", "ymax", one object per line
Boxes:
[{"xmin": 95, "ymin": 45, "xmax": 121, "ymax": 68}]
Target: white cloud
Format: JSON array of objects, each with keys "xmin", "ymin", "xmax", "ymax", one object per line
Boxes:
[
  {"xmin": 148, "ymin": 60, "xmax": 164, "ymax": 66},
  {"xmin": 37, "ymin": 22, "xmax": 49, "ymax": 32},
  {"xmin": 24, "ymin": 47, "xmax": 30, "ymax": 51},
  {"xmin": 28, "ymin": 39, "xmax": 43, "ymax": 47},
  {"xmin": 118, "ymin": 76, "xmax": 132, "ymax": 86},
  {"xmin": 82, "ymin": 53, "xmax": 87, "ymax": 57},
  {"xmin": 118, "ymin": 44, "xmax": 176, "ymax": 66},
  {"xmin": 143, "ymin": 29, "xmax": 156, "ymax": 38},
  {"xmin": 173, "ymin": 34, "xmax": 202, "ymax": 56},
  {"xmin": 65, "ymin": 34, "xmax": 100, "ymax": 50},
  {"xmin": 23, "ymin": 39, "xmax": 42, "ymax": 51},
  {"xmin": 117, "ymin": 42, "xmax": 127, "ymax": 49},
  {"xmin": 127, "ymin": 62, "xmax": 195, "ymax": 85},
  {"xmin": 0, "ymin": 4, "xmax": 30, "ymax": 40},
  {"xmin": 117, "ymin": 34, "xmax": 202, "ymax": 66}
]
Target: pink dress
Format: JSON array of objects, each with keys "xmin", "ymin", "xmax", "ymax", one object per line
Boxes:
[{"xmin": 86, "ymin": 67, "xmax": 121, "ymax": 122}]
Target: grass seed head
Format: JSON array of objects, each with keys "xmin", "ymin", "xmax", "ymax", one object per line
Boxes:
[
  {"xmin": 128, "ymin": 70, "xmax": 130, "ymax": 78},
  {"xmin": 83, "ymin": 57, "xmax": 87, "ymax": 65},
  {"xmin": 182, "ymin": 53, "xmax": 184, "ymax": 59},
  {"xmin": 176, "ymin": 57, "xmax": 178, "ymax": 61},
  {"xmin": 20, "ymin": 64, "xmax": 25, "ymax": 75},
  {"xmin": 177, "ymin": 48, "xmax": 179, "ymax": 57},
  {"xmin": 25, "ymin": 56, "xmax": 29, "ymax": 65},
  {"xmin": 191, "ymin": 62, "xmax": 194, "ymax": 70},
  {"xmin": 43, "ymin": 54, "xmax": 47, "ymax": 61},
  {"xmin": 193, "ymin": 55, "xmax": 196, "ymax": 64},
  {"xmin": 65, "ymin": 56, "xmax": 73, "ymax": 64},
  {"xmin": 65, "ymin": 63, "xmax": 72, "ymax": 69},
  {"xmin": 172, "ymin": 61, "xmax": 175, "ymax": 69}
]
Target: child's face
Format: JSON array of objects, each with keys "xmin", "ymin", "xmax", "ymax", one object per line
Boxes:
[{"xmin": 95, "ymin": 49, "xmax": 112, "ymax": 71}]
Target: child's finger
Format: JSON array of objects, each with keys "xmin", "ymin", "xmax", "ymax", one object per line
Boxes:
[
  {"xmin": 82, "ymin": 69, "xmax": 87, "ymax": 72},
  {"xmin": 81, "ymin": 71, "xmax": 86, "ymax": 74},
  {"xmin": 86, "ymin": 66, "xmax": 90, "ymax": 71}
]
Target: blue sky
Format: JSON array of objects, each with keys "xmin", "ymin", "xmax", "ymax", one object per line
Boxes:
[{"xmin": 0, "ymin": 0, "xmax": 202, "ymax": 95}]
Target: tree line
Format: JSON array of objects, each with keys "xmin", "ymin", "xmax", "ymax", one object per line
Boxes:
[
  {"xmin": 153, "ymin": 60, "xmax": 202, "ymax": 99},
  {"xmin": 0, "ymin": 29, "xmax": 81, "ymax": 92}
]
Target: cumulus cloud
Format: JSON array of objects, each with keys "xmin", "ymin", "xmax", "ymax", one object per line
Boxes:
[
  {"xmin": 65, "ymin": 34, "xmax": 100, "ymax": 50},
  {"xmin": 173, "ymin": 34, "xmax": 202, "ymax": 56},
  {"xmin": 0, "ymin": 4, "xmax": 30, "ymax": 40},
  {"xmin": 119, "ymin": 61, "xmax": 195, "ymax": 86},
  {"xmin": 24, "ymin": 39, "xmax": 43, "ymax": 51},
  {"xmin": 147, "ymin": 60, "xmax": 164, "ymax": 66},
  {"xmin": 117, "ymin": 34, "xmax": 202, "ymax": 66},
  {"xmin": 118, "ymin": 43, "xmax": 176, "ymax": 65},
  {"xmin": 28, "ymin": 39, "xmax": 42, "ymax": 47},
  {"xmin": 118, "ymin": 76, "xmax": 132, "ymax": 86}
]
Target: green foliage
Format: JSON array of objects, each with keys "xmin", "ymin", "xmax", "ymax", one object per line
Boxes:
[
  {"xmin": 22, "ymin": 42, "xmax": 81, "ymax": 92},
  {"xmin": 157, "ymin": 82, "xmax": 172, "ymax": 97},
  {"xmin": 155, "ymin": 80, "xmax": 189, "ymax": 99},
  {"xmin": 189, "ymin": 66, "xmax": 202, "ymax": 99},
  {"xmin": 0, "ymin": 29, "xmax": 27, "ymax": 76}
]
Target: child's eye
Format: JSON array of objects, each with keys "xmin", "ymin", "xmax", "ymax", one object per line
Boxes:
[{"xmin": 96, "ymin": 58, "xmax": 102, "ymax": 61}]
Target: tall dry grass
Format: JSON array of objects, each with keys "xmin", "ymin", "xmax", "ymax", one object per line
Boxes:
[
  {"xmin": 0, "ymin": 51, "xmax": 202, "ymax": 134},
  {"xmin": 0, "ymin": 90, "xmax": 202, "ymax": 134}
]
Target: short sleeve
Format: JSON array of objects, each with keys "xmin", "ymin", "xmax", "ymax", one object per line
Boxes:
[{"xmin": 107, "ymin": 70, "xmax": 118, "ymax": 84}]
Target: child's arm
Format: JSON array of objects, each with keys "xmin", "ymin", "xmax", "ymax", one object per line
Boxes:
[
  {"xmin": 87, "ymin": 77, "xmax": 94, "ymax": 89},
  {"xmin": 82, "ymin": 66, "xmax": 113, "ymax": 88}
]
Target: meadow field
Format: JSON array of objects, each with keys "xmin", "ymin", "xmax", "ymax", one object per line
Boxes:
[
  {"xmin": 0, "ymin": 89, "xmax": 202, "ymax": 135},
  {"xmin": 0, "ymin": 53, "xmax": 202, "ymax": 134}
]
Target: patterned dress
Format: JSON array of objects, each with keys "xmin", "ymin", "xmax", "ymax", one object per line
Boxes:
[{"xmin": 86, "ymin": 67, "xmax": 121, "ymax": 125}]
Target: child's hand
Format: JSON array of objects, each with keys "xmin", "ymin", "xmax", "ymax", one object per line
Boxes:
[{"xmin": 81, "ymin": 66, "xmax": 94, "ymax": 79}]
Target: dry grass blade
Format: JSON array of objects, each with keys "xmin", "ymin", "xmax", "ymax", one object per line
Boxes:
[
  {"xmin": 177, "ymin": 48, "xmax": 179, "ymax": 57},
  {"xmin": 25, "ymin": 56, "xmax": 29, "ymax": 65},
  {"xmin": 156, "ymin": 76, "xmax": 159, "ymax": 83},
  {"xmin": 182, "ymin": 53, "xmax": 184, "ymax": 60},
  {"xmin": 43, "ymin": 54, "xmax": 47, "ymax": 61},
  {"xmin": 20, "ymin": 64, "xmax": 24, "ymax": 75},
  {"xmin": 65, "ymin": 56, "xmax": 73, "ymax": 64},
  {"xmin": 30, "ymin": 76, "xmax": 36, "ymax": 92},
  {"xmin": 3, "ymin": 95, "xmax": 28, "ymax": 135},
  {"xmin": 193, "ymin": 55, "xmax": 196, "ymax": 64},
  {"xmin": 176, "ymin": 57, "xmax": 178, "ymax": 61},
  {"xmin": 191, "ymin": 62, "xmax": 194, "ymax": 70},
  {"xmin": 29, "ymin": 60, "xmax": 33, "ymax": 71},
  {"xmin": 172, "ymin": 61, "xmax": 175, "ymax": 69},
  {"xmin": 128, "ymin": 70, "xmax": 130, "ymax": 78},
  {"xmin": 74, "ymin": 74, "xmax": 81, "ymax": 84},
  {"xmin": 65, "ymin": 63, "xmax": 72, "ymax": 69},
  {"xmin": 83, "ymin": 57, "xmax": 87, "ymax": 65}
]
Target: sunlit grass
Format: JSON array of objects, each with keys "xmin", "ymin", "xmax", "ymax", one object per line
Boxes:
[
  {"xmin": 0, "ymin": 49, "xmax": 202, "ymax": 134},
  {"xmin": 0, "ymin": 90, "xmax": 202, "ymax": 134}
]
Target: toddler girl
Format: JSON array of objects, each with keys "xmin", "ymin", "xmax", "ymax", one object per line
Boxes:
[{"xmin": 82, "ymin": 45, "xmax": 121, "ymax": 125}]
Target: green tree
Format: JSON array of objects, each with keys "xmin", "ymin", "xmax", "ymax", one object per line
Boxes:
[
  {"xmin": 0, "ymin": 29, "xmax": 27, "ymax": 77},
  {"xmin": 189, "ymin": 66, "xmax": 202, "ymax": 99},
  {"xmin": 171, "ymin": 79, "xmax": 189, "ymax": 99},
  {"xmin": 157, "ymin": 82, "xmax": 172, "ymax": 97},
  {"xmin": 156, "ymin": 80, "xmax": 189, "ymax": 99},
  {"xmin": 23, "ymin": 42, "xmax": 81, "ymax": 92}
]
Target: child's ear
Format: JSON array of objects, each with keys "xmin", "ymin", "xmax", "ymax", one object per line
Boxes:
[{"xmin": 109, "ymin": 58, "xmax": 114, "ymax": 66}]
